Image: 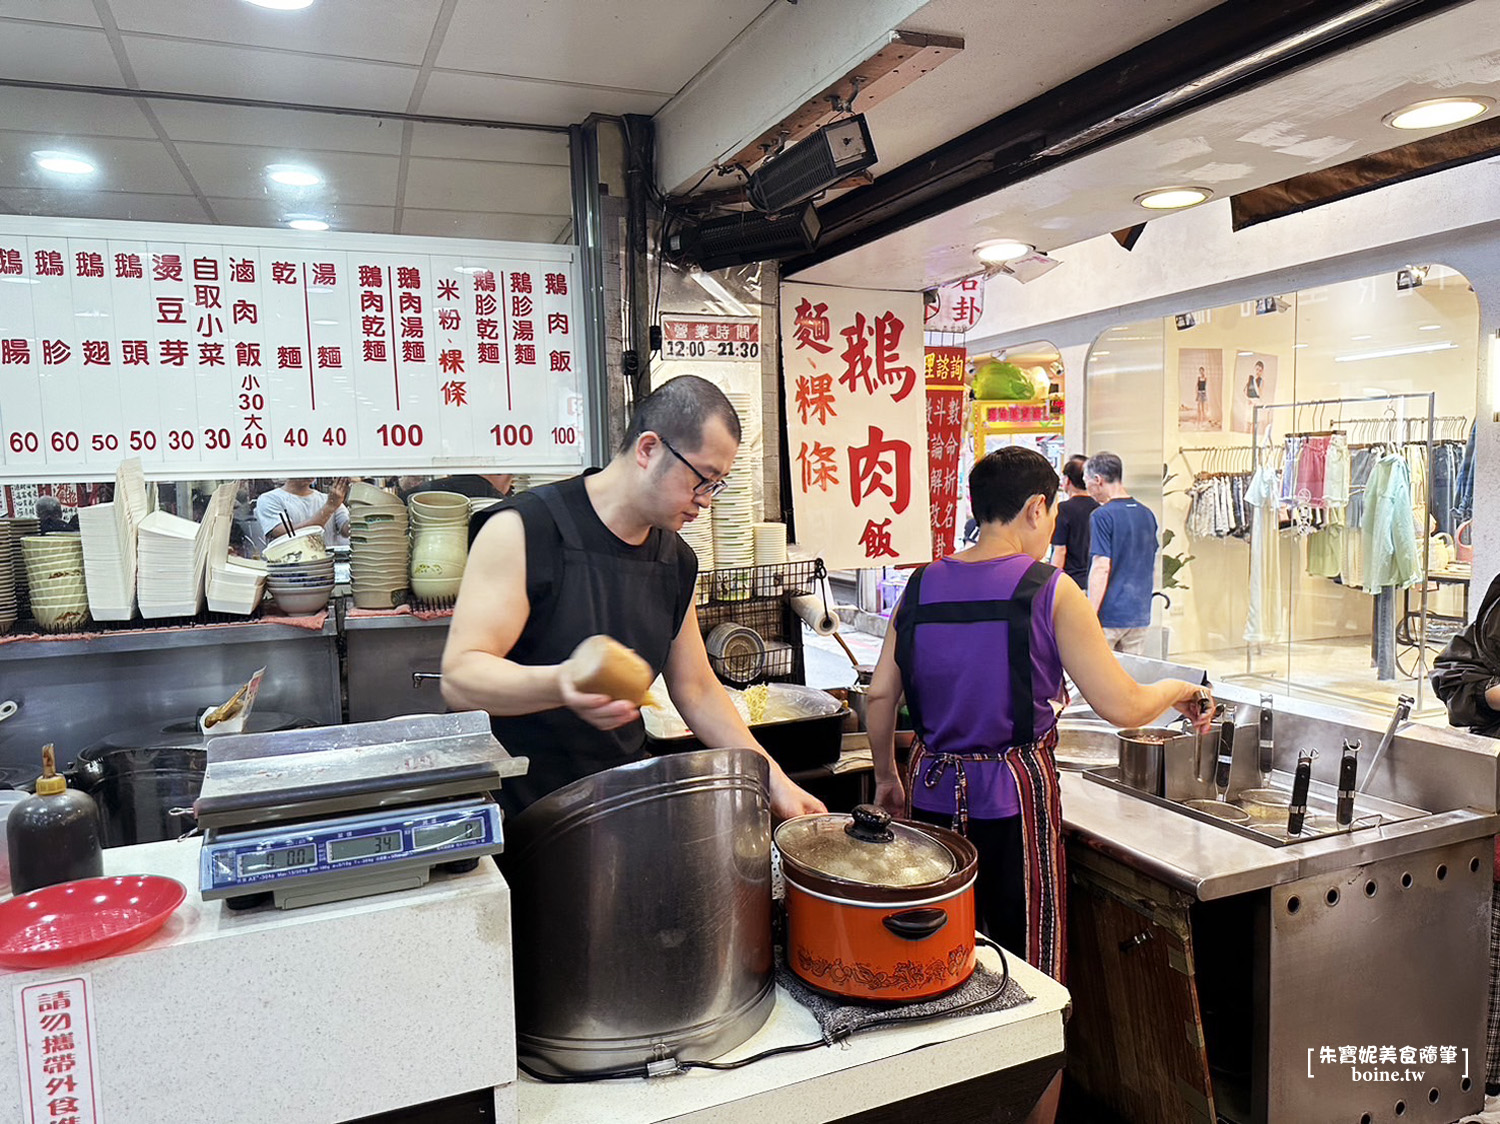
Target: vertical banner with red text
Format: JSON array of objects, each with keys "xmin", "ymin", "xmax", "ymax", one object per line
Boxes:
[
  {"xmin": 14, "ymin": 975, "xmax": 103, "ymax": 1124},
  {"xmin": 781, "ymin": 283, "xmax": 931, "ymax": 570},
  {"xmin": 924, "ymin": 346, "xmax": 967, "ymax": 557}
]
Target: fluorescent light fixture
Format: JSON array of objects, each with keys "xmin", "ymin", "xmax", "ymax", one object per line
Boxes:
[
  {"xmin": 1135, "ymin": 186, "xmax": 1211, "ymax": 210},
  {"xmin": 244, "ymin": 0, "xmax": 315, "ymax": 9},
  {"xmin": 1384, "ymin": 96, "xmax": 1492, "ymax": 131},
  {"xmin": 1418, "ymin": 323, "xmax": 1442, "ymax": 331},
  {"xmin": 32, "ymin": 150, "xmax": 94, "ymax": 175},
  {"xmin": 1334, "ymin": 341, "xmax": 1457, "ymax": 363},
  {"xmin": 1237, "ymin": 350, "xmax": 1254, "ymax": 356},
  {"xmin": 1092, "ymin": 350, "xmax": 1111, "ymax": 357},
  {"xmin": 266, "ymin": 163, "xmax": 322, "ymax": 187},
  {"xmin": 1294, "ymin": 343, "xmax": 1310, "ymax": 349},
  {"xmin": 689, "ymin": 270, "xmax": 752, "ymax": 317},
  {"xmin": 285, "ymin": 216, "xmax": 329, "ymax": 232},
  {"xmin": 1351, "ymin": 334, "xmax": 1373, "ymax": 341},
  {"xmin": 974, "ymin": 239, "xmax": 1034, "ymax": 264}
]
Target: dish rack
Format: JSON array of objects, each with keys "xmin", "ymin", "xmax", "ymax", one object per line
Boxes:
[{"xmin": 697, "ymin": 559, "xmax": 820, "ymax": 686}]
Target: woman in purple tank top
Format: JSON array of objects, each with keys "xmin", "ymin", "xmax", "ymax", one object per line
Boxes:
[{"xmin": 865, "ymin": 446, "xmax": 1211, "ymax": 995}]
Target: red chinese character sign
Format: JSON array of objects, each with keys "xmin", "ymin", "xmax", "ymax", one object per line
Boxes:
[
  {"xmin": 0, "ymin": 215, "xmax": 586, "ymax": 481},
  {"xmin": 925, "ymin": 346, "xmax": 967, "ymax": 557},
  {"xmin": 781, "ymin": 283, "xmax": 931, "ymax": 570},
  {"xmin": 923, "ymin": 277, "xmax": 984, "ymax": 334},
  {"xmin": 14, "ymin": 975, "xmax": 103, "ymax": 1124}
]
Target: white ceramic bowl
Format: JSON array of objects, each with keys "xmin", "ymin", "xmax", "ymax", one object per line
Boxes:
[{"xmin": 270, "ymin": 585, "xmax": 333, "ymax": 614}]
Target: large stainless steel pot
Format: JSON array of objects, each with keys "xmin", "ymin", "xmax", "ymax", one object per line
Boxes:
[
  {"xmin": 502, "ymin": 748, "xmax": 774, "ymax": 1077},
  {"xmin": 71, "ymin": 711, "xmax": 307, "ymax": 847}
]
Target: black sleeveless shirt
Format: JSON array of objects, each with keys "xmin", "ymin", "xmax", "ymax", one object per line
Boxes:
[{"xmin": 468, "ymin": 474, "xmax": 698, "ymax": 816}]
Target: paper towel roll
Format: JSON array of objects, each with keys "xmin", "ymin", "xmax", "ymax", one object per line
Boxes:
[{"xmin": 791, "ymin": 593, "xmax": 838, "ymax": 636}]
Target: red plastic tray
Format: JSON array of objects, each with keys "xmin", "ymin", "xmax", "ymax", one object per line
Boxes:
[{"xmin": 0, "ymin": 875, "xmax": 186, "ymax": 970}]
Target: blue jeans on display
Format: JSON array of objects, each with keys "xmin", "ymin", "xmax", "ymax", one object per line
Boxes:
[
  {"xmin": 1373, "ymin": 588, "xmax": 1396, "ymax": 681},
  {"xmin": 1430, "ymin": 444, "xmax": 1456, "ymax": 536}
]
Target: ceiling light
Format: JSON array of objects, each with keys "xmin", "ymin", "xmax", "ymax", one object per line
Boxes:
[
  {"xmin": 1294, "ymin": 343, "xmax": 1310, "ymax": 349},
  {"xmin": 1351, "ymin": 334, "xmax": 1372, "ymax": 341},
  {"xmin": 243, "ymin": 0, "xmax": 315, "ymax": 9},
  {"xmin": 1238, "ymin": 350, "xmax": 1254, "ymax": 356},
  {"xmin": 1384, "ymin": 96, "xmax": 1492, "ymax": 131},
  {"xmin": 267, "ymin": 164, "xmax": 322, "ymax": 187},
  {"xmin": 1418, "ymin": 323, "xmax": 1442, "ymax": 331},
  {"xmin": 285, "ymin": 216, "xmax": 329, "ymax": 232},
  {"xmin": 32, "ymin": 150, "xmax": 94, "ymax": 175},
  {"xmin": 974, "ymin": 239, "xmax": 1033, "ymax": 264},
  {"xmin": 1135, "ymin": 186, "xmax": 1211, "ymax": 210},
  {"xmin": 1335, "ymin": 341, "xmax": 1457, "ymax": 363}
]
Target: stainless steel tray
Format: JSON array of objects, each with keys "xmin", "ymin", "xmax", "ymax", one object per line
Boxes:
[{"xmin": 1081, "ymin": 765, "xmax": 1428, "ymax": 847}]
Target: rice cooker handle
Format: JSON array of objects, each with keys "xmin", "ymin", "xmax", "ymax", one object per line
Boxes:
[
  {"xmin": 845, "ymin": 804, "xmax": 895, "ymax": 843},
  {"xmin": 882, "ymin": 907, "xmax": 950, "ymax": 940}
]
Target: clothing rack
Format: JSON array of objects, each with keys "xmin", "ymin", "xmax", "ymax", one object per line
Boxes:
[
  {"xmin": 1250, "ymin": 392, "xmax": 1437, "ymax": 701},
  {"xmin": 1176, "ymin": 444, "xmax": 1260, "ymax": 476}
]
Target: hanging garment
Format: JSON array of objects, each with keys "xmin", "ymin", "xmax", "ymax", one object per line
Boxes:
[
  {"xmin": 1245, "ymin": 464, "xmax": 1284, "ymax": 644},
  {"xmin": 1362, "ymin": 454, "xmax": 1420, "ymax": 591},
  {"xmin": 1430, "ymin": 441, "xmax": 1459, "ymax": 536},
  {"xmin": 1296, "ymin": 435, "xmax": 1330, "ymax": 509},
  {"xmin": 1456, "ymin": 423, "xmax": 1477, "ymax": 525}
]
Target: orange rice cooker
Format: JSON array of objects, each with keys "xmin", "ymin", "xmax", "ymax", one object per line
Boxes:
[{"xmin": 775, "ymin": 804, "xmax": 979, "ymax": 1002}]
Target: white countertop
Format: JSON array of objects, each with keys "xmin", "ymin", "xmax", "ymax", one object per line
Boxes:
[
  {"xmin": 518, "ymin": 946, "xmax": 1069, "ymax": 1124},
  {"xmin": 0, "ymin": 838, "xmax": 516, "ymax": 1124}
]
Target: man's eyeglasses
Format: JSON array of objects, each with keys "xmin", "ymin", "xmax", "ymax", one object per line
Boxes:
[{"xmin": 659, "ymin": 437, "xmax": 729, "ymax": 498}]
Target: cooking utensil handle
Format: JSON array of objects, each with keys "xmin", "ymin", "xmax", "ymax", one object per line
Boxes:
[
  {"xmin": 882, "ymin": 907, "xmax": 949, "ymax": 941},
  {"xmin": 1288, "ymin": 755, "xmax": 1313, "ymax": 835},
  {"xmin": 1215, "ymin": 720, "xmax": 1235, "ymax": 796},
  {"xmin": 1337, "ymin": 742, "xmax": 1359, "ymax": 826}
]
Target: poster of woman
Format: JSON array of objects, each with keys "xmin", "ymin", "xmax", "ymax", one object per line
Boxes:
[
  {"xmin": 1230, "ymin": 352, "xmax": 1279, "ymax": 434},
  {"xmin": 1177, "ymin": 348, "xmax": 1224, "ymax": 432}
]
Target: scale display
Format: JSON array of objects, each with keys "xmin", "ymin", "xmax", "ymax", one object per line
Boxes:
[{"xmin": 201, "ymin": 797, "xmax": 503, "ymax": 901}]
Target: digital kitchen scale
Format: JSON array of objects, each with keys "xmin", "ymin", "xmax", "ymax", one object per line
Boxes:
[{"xmin": 193, "ymin": 712, "xmax": 529, "ymax": 910}]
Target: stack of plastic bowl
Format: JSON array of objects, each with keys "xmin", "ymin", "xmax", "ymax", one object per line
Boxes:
[
  {"xmin": 408, "ymin": 491, "xmax": 469, "ymax": 604},
  {"xmin": 0, "ymin": 523, "xmax": 15, "ymax": 634},
  {"xmin": 348, "ymin": 483, "xmax": 410, "ymax": 609},
  {"xmin": 20, "ymin": 533, "xmax": 89, "ymax": 632},
  {"xmin": 264, "ymin": 528, "xmax": 334, "ymax": 615},
  {"xmin": 4, "ymin": 517, "xmax": 39, "ymax": 618},
  {"xmin": 207, "ymin": 557, "xmax": 267, "ymax": 615}
]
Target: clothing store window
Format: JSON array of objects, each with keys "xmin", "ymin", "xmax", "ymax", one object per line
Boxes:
[{"xmin": 1087, "ymin": 267, "xmax": 1479, "ymax": 714}]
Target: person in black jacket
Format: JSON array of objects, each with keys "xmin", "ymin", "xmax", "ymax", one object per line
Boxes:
[{"xmin": 1432, "ymin": 571, "xmax": 1500, "ymax": 1123}]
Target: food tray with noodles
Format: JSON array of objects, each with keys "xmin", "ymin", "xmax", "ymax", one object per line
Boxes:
[{"xmin": 644, "ymin": 682, "xmax": 847, "ymax": 772}]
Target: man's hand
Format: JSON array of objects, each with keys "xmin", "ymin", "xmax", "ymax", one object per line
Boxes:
[
  {"xmin": 874, "ymin": 777, "xmax": 906, "ymax": 819},
  {"xmin": 323, "ymin": 477, "xmax": 351, "ymax": 508},
  {"xmin": 1169, "ymin": 683, "xmax": 1217, "ymax": 733},
  {"xmin": 768, "ymin": 769, "xmax": 826, "ymax": 819},
  {"xmin": 557, "ymin": 666, "xmax": 639, "ymax": 730}
]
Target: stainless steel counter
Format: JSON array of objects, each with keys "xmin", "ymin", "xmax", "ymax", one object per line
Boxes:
[{"xmin": 1062, "ymin": 771, "xmax": 1500, "ymax": 899}]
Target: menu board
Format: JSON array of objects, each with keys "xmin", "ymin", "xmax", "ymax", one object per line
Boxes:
[
  {"xmin": 0, "ymin": 216, "xmax": 586, "ymax": 481},
  {"xmin": 780, "ymin": 282, "xmax": 932, "ymax": 570}
]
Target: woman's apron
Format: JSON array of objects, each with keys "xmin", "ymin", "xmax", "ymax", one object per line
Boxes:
[{"xmin": 893, "ymin": 559, "xmax": 1067, "ymax": 982}]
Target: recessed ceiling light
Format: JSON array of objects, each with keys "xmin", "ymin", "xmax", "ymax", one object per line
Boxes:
[
  {"xmin": 1418, "ymin": 323, "xmax": 1442, "ymax": 331},
  {"xmin": 1384, "ymin": 96, "xmax": 1492, "ymax": 131},
  {"xmin": 266, "ymin": 163, "xmax": 322, "ymax": 187},
  {"xmin": 32, "ymin": 150, "xmax": 95, "ymax": 175},
  {"xmin": 1238, "ymin": 350, "xmax": 1254, "ymax": 356},
  {"xmin": 243, "ymin": 0, "xmax": 315, "ymax": 9},
  {"xmin": 974, "ymin": 239, "xmax": 1033, "ymax": 264},
  {"xmin": 285, "ymin": 216, "xmax": 329, "ymax": 232},
  {"xmin": 1135, "ymin": 186, "xmax": 1211, "ymax": 210}
]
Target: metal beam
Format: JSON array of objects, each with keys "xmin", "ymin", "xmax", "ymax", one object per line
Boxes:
[{"xmin": 569, "ymin": 122, "xmax": 612, "ymax": 469}]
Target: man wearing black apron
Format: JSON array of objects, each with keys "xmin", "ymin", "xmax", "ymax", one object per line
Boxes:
[{"xmin": 441, "ymin": 375, "xmax": 825, "ymax": 821}]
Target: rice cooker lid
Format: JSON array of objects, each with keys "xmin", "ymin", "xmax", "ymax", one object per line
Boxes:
[{"xmin": 775, "ymin": 804, "xmax": 955, "ymax": 888}]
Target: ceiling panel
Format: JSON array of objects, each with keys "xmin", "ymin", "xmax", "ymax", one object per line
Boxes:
[
  {"xmin": 122, "ymin": 36, "xmax": 418, "ymax": 112},
  {"xmin": 207, "ymin": 196, "xmax": 395, "ymax": 234},
  {"xmin": 107, "ymin": 0, "xmax": 444, "ymax": 65},
  {"xmin": 0, "ymin": 87, "xmax": 157, "ymax": 140},
  {"xmin": 0, "ymin": 133, "xmax": 191, "ymax": 195},
  {"xmin": 173, "ymin": 143, "xmax": 400, "ymax": 207},
  {"xmin": 406, "ymin": 122, "xmax": 569, "ymax": 166},
  {"xmin": 0, "ymin": 187, "xmax": 209, "ymax": 225},
  {"xmin": 0, "ymin": 20, "xmax": 124, "ymax": 85},
  {"xmin": 401, "ymin": 157, "xmax": 570, "ymax": 214},
  {"xmin": 793, "ymin": 0, "xmax": 1500, "ymax": 290},
  {"xmin": 147, "ymin": 100, "xmax": 406, "ymax": 156},
  {"xmin": 434, "ymin": 0, "xmax": 770, "ymax": 92},
  {"xmin": 398, "ymin": 209, "xmax": 572, "ymax": 243},
  {"xmin": 418, "ymin": 70, "xmax": 667, "ymax": 124},
  {"xmin": 0, "ymin": 1, "xmax": 100, "ymax": 27}
]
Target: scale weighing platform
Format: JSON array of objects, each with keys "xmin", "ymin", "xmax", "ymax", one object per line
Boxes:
[{"xmin": 193, "ymin": 711, "xmax": 529, "ymax": 910}]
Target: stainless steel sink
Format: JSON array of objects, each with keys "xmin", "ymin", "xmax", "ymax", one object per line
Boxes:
[{"xmin": 1081, "ymin": 765, "xmax": 1428, "ymax": 847}]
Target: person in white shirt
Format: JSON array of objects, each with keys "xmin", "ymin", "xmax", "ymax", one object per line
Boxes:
[{"xmin": 254, "ymin": 478, "xmax": 351, "ymax": 548}]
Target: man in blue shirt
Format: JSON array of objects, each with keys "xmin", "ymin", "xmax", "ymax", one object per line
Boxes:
[{"xmin": 1085, "ymin": 452, "xmax": 1158, "ymax": 654}]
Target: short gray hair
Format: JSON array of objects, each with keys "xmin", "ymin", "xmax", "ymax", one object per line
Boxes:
[
  {"xmin": 1085, "ymin": 451, "xmax": 1123, "ymax": 484},
  {"xmin": 35, "ymin": 495, "xmax": 62, "ymax": 518}
]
